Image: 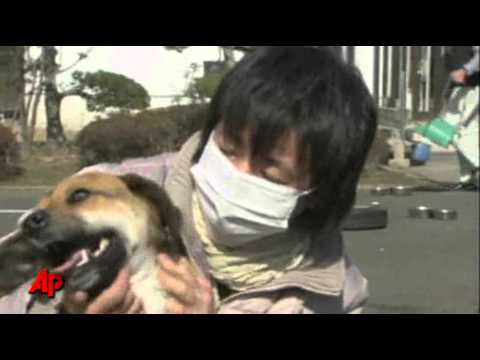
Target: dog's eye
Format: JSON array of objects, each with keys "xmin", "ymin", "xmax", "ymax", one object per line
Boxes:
[{"xmin": 68, "ymin": 189, "xmax": 91, "ymax": 204}]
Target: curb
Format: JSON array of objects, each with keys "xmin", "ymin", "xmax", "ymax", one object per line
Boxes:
[
  {"xmin": 2, "ymin": 185, "xmax": 454, "ymax": 193},
  {"xmin": 357, "ymin": 184, "xmax": 424, "ymax": 191},
  {"xmin": 358, "ymin": 184, "xmax": 399, "ymax": 191},
  {"xmin": 0, "ymin": 184, "xmax": 414, "ymax": 192}
]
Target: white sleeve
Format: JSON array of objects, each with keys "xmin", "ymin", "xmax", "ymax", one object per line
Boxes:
[{"xmin": 464, "ymin": 48, "xmax": 479, "ymax": 75}]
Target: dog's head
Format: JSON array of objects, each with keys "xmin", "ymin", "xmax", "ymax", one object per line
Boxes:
[{"xmin": 0, "ymin": 172, "xmax": 183, "ymax": 298}]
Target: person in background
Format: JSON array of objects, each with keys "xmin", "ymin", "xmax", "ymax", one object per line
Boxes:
[
  {"xmin": 447, "ymin": 46, "xmax": 479, "ymax": 189},
  {"xmin": 450, "ymin": 46, "xmax": 479, "ymax": 85}
]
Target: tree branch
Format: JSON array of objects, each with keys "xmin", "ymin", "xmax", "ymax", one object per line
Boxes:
[
  {"xmin": 56, "ymin": 46, "xmax": 94, "ymax": 74},
  {"xmin": 60, "ymin": 85, "xmax": 88, "ymax": 98}
]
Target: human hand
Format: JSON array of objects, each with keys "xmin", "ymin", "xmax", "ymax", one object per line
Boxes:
[
  {"xmin": 62, "ymin": 268, "xmax": 145, "ymax": 314},
  {"xmin": 157, "ymin": 254, "xmax": 215, "ymax": 314},
  {"xmin": 451, "ymin": 69, "xmax": 468, "ymax": 84}
]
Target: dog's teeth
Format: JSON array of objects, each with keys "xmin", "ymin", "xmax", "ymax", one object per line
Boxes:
[
  {"xmin": 93, "ymin": 238, "xmax": 110, "ymax": 257},
  {"xmin": 99, "ymin": 238, "xmax": 110, "ymax": 252},
  {"xmin": 77, "ymin": 250, "xmax": 91, "ymax": 266}
]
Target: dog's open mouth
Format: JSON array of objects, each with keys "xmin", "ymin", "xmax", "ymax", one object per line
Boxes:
[
  {"xmin": 0, "ymin": 226, "xmax": 128, "ymax": 297},
  {"xmin": 14, "ymin": 228, "xmax": 130, "ymax": 299},
  {"xmin": 49, "ymin": 230, "xmax": 122, "ymax": 275},
  {"xmin": 59, "ymin": 230, "xmax": 128, "ymax": 297},
  {"xmin": 52, "ymin": 236, "xmax": 112, "ymax": 273}
]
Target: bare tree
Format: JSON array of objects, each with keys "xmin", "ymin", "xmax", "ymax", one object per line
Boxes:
[
  {"xmin": 14, "ymin": 46, "xmax": 93, "ymax": 148},
  {"xmin": 9, "ymin": 47, "xmax": 25, "ymax": 134},
  {"xmin": 28, "ymin": 70, "xmax": 43, "ymax": 144},
  {"xmin": 42, "ymin": 46, "xmax": 67, "ymax": 145}
]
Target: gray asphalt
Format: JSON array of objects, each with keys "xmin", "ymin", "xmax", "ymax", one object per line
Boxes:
[
  {"xmin": 345, "ymin": 190, "xmax": 478, "ymax": 314},
  {"xmin": 0, "ymin": 162, "xmax": 478, "ymax": 314},
  {"xmin": 407, "ymin": 152, "xmax": 463, "ymax": 184}
]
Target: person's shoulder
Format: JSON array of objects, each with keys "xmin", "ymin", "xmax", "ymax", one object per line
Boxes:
[
  {"xmin": 77, "ymin": 152, "xmax": 179, "ymax": 185},
  {"xmin": 179, "ymin": 131, "xmax": 202, "ymax": 153}
]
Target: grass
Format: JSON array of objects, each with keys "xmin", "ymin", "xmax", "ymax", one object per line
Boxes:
[
  {"xmin": 0, "ymin": 147, "xmax": 82, "ymax": 187},
  {"xmin": 1, "ymin": 148, "xmax": 425, "ymax": 189}
]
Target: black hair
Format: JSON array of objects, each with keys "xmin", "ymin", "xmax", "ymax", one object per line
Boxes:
[{"xmin": 193, "ymin": 46, "xmax": 378, "ymax": 233}]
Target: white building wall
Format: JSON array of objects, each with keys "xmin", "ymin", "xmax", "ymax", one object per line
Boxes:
[
  {"xmin": 35, "ymin": 46, "xmax": 226, "ymax": 132},
  {"xmin": 33, "ymin": 46, "xmax": 377, "ymax": 133},
  {"xmin": 353, "ymin": 46, "xmax": 375, "ymax": 95}
]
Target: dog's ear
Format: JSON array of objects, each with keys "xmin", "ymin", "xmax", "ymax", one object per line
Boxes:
[{"xmin": 119, "ymin": 174, "xmax": 185, "ymax": 256}]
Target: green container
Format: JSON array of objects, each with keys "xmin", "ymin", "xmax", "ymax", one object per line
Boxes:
[{"xmin": 415, "ymin": 118, "xmax": 459, "ymax": 149}]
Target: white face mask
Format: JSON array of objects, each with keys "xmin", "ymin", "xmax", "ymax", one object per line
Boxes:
[{"xmin": 190, "ymin": 133, "xmax": 311, "ymax": 247}]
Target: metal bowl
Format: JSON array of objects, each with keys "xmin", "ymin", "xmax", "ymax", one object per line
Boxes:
[
  {"xmin": 408, "ymin": 206, "xmax": 433, "ymax": 219},
  {"xmin": 432, "ymin": 209, "xmax": 458, "ymax": 221}
]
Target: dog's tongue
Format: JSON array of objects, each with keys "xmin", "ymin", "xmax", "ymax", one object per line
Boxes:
[{"xmin": 52, "ymin": 249, "xmax": 91, "ymax": 274}]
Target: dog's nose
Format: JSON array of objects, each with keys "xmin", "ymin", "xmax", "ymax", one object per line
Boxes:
[{"xmin": 23, "ymin": 210, "xmax": 49, "ymax": 232}]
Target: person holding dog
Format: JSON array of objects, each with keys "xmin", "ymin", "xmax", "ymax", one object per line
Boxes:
[{"xmin": 1, "ymin": 46, "xmax": 378, "ymax": 314}]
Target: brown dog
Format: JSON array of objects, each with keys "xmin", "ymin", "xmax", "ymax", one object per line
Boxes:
[{"xmin": 0, "ymin": 172, "xmax": 186, "ymax": 313}]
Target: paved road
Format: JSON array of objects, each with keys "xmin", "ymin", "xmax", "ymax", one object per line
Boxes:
[
  {"xmin": 345, "ymin": 190, "xmax": 478, "ymax": 314},
  {"xmin": 1, "ymin": 186, "xmax": 478, "ymax": 314},
  {"xmin": 406, "ymin": 152, "xmax": 463, "ymax": 184},
  {"xmin": 0, "ymin": 188, "xmax": 47, "ymax": 234}
]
